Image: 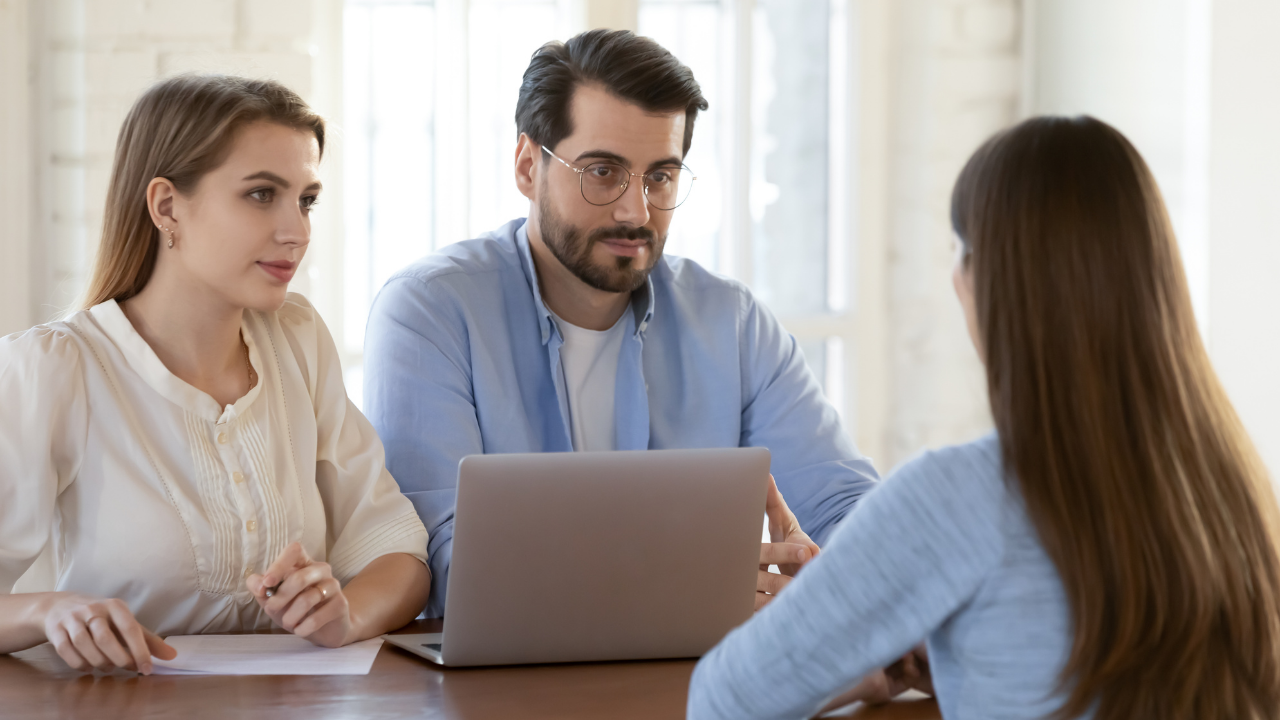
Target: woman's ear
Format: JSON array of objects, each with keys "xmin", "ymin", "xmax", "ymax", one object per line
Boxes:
[{"xmin": 146, "ymin": 176, "xmax": 179, "ymax": 235}]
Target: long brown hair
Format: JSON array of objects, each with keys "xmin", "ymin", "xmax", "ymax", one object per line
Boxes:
[
  {"xmin": 81, "ymin": 74, "xmax": 325, "ymax": 309},
  {"xmin": 951, "ymin": 116, "xmax": 1280, "ymax": 718}
]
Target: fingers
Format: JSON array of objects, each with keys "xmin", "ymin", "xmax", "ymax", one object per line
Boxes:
[
  {"xmin": 759, "ymin": 541, "xmax": 812, "ymax": 567},
  {"xmin": 144, "ymin": 629, "xmax": 178, "ymax": 661},
  {"xmin": 258, "ymin": 542, "xmax": 311, "ymax": 592},
  {"xmin": 292, "ymin": 587, "xmax": 345, "ymax": 638},
  {"xmin": 87, "ymin": 616, "xmax": 134, "ymax": 671},
  {"xmin": 106, "ymin": 600, "xmax": 156, "ymax": 673},
  {"xmin": 263, "ymin": 562, "xmax": 332, "ymax": 614},
  {"xmin": 756, "ymin": 568, "xmax": 790, "ymax": 596},
  {"xmin": 280, "ymin": 577, "xmax": 340, "ymax": 631},
  {"xmin": 66, "ymin": 621, "xmax": 110, "ymax": 670},
  {"xmin": 763, "ymin": 475, "xmax": 794, "ymax": 539},
  {"xmin": 49, "ymin": 626, "xmax": 90, "ymax": 672}
]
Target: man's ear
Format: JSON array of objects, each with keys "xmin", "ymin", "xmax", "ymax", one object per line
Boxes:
[{"xmin": 514, "ymin": 133, "xmax": 540, "ymax": 202}]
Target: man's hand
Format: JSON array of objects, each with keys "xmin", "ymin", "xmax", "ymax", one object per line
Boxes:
[{"xmin": 756, "ymin": 474, "xmax": 822, "ymax": 610}]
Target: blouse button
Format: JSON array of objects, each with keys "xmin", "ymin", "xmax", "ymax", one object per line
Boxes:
[
  {"xmin": 246, "ymin": 520, "xmax": 257, "ymax": 532},
  {"xmin": 232, "ymin": 471, "xmax": 245, "ymax": 484},
  {"xmin": 217, "ymin": 432, "xmax": 229, "ymax": 444}
]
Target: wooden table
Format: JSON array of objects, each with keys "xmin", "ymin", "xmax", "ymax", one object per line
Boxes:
[{"xmin": 0, "ymin": 620, "xmax": 940, "ymax": 720}]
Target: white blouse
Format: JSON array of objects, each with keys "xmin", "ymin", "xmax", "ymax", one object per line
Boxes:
[{"xmin": 0, "ymin": 293, "xmax": 428, "ymax": 636}]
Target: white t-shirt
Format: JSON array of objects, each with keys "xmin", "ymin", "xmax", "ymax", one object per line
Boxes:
[{"xmin": 550, "ymin": 310, "xmax": 628, "ymax": 452}]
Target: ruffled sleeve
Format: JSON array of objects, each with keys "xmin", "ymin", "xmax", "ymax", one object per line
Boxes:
[{"xmin": 277, "ymin": 294, "xmax": 429, "ymax": 584}]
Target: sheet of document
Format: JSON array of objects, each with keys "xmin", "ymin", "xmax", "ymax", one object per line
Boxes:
[{"xmin": 151, "ymin": 635, "xmax": 383, "ymax": 675}]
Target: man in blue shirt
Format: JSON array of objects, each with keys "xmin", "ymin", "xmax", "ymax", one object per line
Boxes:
[{"xmin": 364, "ymin": 28, "xmax": 879, "ymax": 618}]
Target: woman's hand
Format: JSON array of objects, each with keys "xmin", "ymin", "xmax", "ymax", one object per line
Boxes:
[
  {"xmin": 246, "ymin": 542, "xmax": 353, "ymax": 648},
  {"xmin": 829, "ymin": 645, "xmax": 934, "ymax": 708},
  {"xmin": 41, "ymin": 593, "xmax": 176, "ymax": 674}
]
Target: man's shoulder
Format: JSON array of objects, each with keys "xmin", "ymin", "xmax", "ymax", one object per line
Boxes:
[
  {"xmin": 385, "ymin": 219, "xmax": 527, "ymax": 293},
  {"xmin": 653, "ymin": 253, "xmax": 753, "ymax": 309}
]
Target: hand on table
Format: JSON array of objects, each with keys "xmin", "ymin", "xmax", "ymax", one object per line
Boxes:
[
  {"xmin": 756, "ymin": 474, "xmax": 822, "ymax": 610},
  {"xmin": 42, "ymin": 593, "xmax": 176, "ymax": 674},
  {"xmin": 247, "ymin": 542, "xmax": 353, "ymax": 648},
  {"xmin": 844, "ymin": 645, "xmax": 934, "ymax": 706}
]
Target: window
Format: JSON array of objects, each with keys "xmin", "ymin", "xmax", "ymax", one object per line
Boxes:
[
  {"xmin": 342, "ymin": 0, "xmax": 572, "ymax": 403},
  {"xmin": 342, "ymin": 0, "xmax": 855, "ymax": 424},
  {"xmin": 640, "ymin": 0, "xmax": 855, "ymax": 423}
]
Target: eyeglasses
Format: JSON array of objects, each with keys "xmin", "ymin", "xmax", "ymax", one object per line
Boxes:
[{"xmin": 541, "ymin": 145, "xmax": 696, "ymax": 211}]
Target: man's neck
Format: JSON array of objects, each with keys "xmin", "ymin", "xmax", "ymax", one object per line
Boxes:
[{"xmin": 527, "ymin": 224, "xmax": 631, "ymax": 332}]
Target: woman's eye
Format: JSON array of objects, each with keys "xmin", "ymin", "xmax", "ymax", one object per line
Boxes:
[
  {"xmin": 300, "ymin": 195, "xmax": 320, "ymax": 211},
  {"xmin": 249, "ymin": 188, "xmax": 274, "ymax": 203}
]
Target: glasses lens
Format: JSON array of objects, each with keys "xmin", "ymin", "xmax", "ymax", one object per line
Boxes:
[
  {"xmin": 580, "ymin": 163, "xmax": 629, "ymax": 206},
  {"xmin": 644, "ymin": 166, "xmax": 694, "ymax": 210}
]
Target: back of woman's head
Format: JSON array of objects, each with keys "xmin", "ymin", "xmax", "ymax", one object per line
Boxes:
[
  {"xmin": 951, "ymin": 115, "xmax": 1280, "ymax": 719},
  {"xmin": 82, "ymin": 74, "xmax": 325, "ymax": 309}
]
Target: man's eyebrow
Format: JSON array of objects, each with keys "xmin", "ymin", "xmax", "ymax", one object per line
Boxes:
[
  {"xmin": 571, "ymin": 151, "xmax": 685, "ymax": 171},
  {"xmin": 242, "ymin": 171, "xmax": 323, "ymax": 192},
  {"xmin": 646, "ymin": 156, "xmax": 684, "ymax": 171},
  {"xmin": 574, "ymin": 150, "xmax": 631, "ymax": 167}
]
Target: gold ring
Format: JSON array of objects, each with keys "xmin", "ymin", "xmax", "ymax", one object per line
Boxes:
[{"xmin": 320, "ymin": 587, "xmax": 328, "ymax": 600}]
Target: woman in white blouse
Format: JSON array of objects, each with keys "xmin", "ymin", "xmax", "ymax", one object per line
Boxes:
[{"xmin": 0, "ymin": 75, "xmax": 431, "ymax": 674}]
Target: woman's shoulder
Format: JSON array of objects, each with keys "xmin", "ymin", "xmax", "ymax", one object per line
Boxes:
[
  {"xmin": 0, "ymin": 322, "xmax": 86, "ymax": 373},
  {"xmin": 878, "ymin": 432, "xmax": 1011, "ymax": 521}
]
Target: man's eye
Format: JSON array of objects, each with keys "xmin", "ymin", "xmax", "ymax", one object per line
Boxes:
[
  {"xmin": 249, "ymin": 188, "xmax": 274, "ymax": 202},
  {"xmin": 591, "ymin": 165, "xmax": 618, "ymax": 179},
  {"xmin": 648, "ymin": 171, "xmax": 671, "ymax": 184}
]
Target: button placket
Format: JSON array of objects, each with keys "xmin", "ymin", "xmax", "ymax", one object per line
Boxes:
[{"xmin": 215, "ymin": 417, "xmax": 263, "ymax": 594}]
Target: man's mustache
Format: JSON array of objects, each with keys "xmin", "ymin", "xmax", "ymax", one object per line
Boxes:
[{"xmin": 587, "ymin": 226, "xmax": 656, "ymax": 244}]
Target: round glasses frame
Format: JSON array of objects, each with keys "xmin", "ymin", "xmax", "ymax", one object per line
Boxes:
[{"xmin": 541, "ymin": 145, "xmax": 696, "ymax": 211}]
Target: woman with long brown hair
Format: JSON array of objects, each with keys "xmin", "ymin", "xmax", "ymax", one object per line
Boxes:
[
  {"xmin": 0, "ymin": 75, "xmax": 430, "ymax": 674},
  {"xmin": 688, "ymin": 115, "xmax": 1280, "ymax": 719}
]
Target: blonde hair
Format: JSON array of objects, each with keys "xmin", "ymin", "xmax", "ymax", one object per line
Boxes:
[{"xmin": 81, "ymin": 74, "xmax": 325, "ymax": 309}]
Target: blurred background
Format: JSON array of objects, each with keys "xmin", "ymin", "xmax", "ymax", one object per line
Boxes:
[{"xmin": 1, "ymin": 0, "xmax": 1277, "ymax": 476}]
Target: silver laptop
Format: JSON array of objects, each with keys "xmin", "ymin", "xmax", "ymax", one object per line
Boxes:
[{"xmin": 383, "ymin": 448, "xmax": 769, "ymax": 667}]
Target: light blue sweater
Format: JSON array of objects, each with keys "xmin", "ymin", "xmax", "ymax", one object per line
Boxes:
[{"xmin": 688, "ymin": 433, "xmax": 1087, "ymax": 720}]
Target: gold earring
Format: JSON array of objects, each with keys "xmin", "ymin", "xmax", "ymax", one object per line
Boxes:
[{"xmin": 160, "ymin": 225, "xmax": 174, "ymax": 248}]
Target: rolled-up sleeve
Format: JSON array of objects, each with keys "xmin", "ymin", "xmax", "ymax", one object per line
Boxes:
[
  {"xmin": 300, "ymin": 299, "xmax": 429, "ymax": 584},
  {"xmin": 0, "ymin": 328, "xmax": 87, "ymax": 593},
  {"xmin": 737, "ymin": 292, "xmax": 879, "ymax": 545},
  {"xmin": 364, "ymin": 274, "xmax": 483, "ymax": 617}
]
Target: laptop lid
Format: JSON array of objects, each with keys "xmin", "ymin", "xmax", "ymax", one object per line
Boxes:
[{"xmin": 440, "ymin": 447, "xmax": 770, "ymax": 667}]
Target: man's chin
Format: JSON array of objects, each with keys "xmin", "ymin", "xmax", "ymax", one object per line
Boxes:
[{"xmin": 578, "ymin": 261, "xmax": 652, "ymax": 294}]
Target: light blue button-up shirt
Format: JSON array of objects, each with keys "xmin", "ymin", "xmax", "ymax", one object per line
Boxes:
[{"xmin": 364, "ymin": 218, "xmax": 879, "ymax": 617}]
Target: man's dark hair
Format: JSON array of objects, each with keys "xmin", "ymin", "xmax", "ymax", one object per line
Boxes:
[{"xmin": 515, "ymin": 29, "xmax": 709, "ymax": 158}]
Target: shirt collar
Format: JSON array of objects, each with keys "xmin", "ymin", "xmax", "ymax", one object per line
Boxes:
[
  {"xmin": 87, "ymin": 299, "xmax": 264, "ymax": 422},
  {"xmin": 515, "ymin": 220, "xmax": 657, "ymax": 346}
]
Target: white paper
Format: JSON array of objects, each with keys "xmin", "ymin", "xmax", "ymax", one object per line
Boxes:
[{"xmin": 151, "ymin": 635, "xmax": 384, "ymax": 675}]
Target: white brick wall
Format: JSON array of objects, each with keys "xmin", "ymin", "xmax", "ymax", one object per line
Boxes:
[
  {"xmin": 6, "ymin": 0, "xmax": 1018, "ymax": 471},
  {"xmin": 873, "ymin": 0, "xmax": 1019, "ymax": 466}
]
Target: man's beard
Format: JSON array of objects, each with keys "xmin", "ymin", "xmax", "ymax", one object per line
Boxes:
[{"xmin": 537, "ymin": 194, "xmax": 664, "ymax": 294}]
